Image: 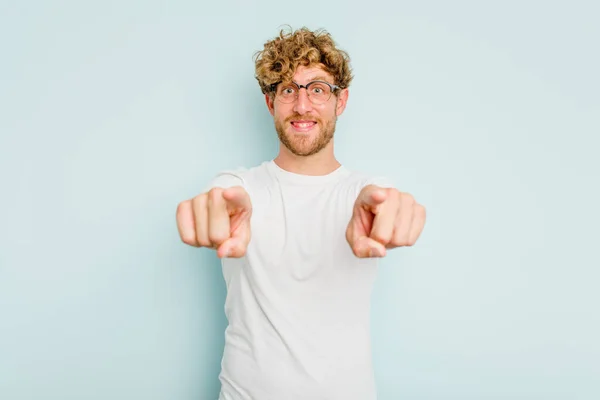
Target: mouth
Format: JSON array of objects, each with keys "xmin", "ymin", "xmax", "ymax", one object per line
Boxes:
[{"xmin": 290, "ymin": 120, "xmax": 317, "ymax": 133}]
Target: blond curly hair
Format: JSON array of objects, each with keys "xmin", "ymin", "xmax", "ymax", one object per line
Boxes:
[{"xmin": 253, "ymin": 26, "xmax": 353, "ymax": 95}]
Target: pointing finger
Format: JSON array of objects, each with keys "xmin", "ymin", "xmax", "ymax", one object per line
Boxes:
[
  {"xmin": 222, "ymin": 186, "xmax": 252, "ymax": 212},
  {"xmin": 357, "ymin": 185, "xmax": 388, "ymax": 210},
  {"xmin": 217, "ymin": 217, "xmax": 251, "ymax": 258}
]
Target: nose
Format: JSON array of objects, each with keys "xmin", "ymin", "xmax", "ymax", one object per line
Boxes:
[{"xmin": 293, "ymin": 88, "xmax": 313, "ymax": 114}]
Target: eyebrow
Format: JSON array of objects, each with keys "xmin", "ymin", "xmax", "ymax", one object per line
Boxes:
[{"xmin": 295, "ymin": 76, "xmax": 334, "ymax": 85}]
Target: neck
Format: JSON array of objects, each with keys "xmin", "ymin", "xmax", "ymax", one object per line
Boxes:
[{"xmin": 274, "ymin": 141, "xmax": 341, "ymax": 176}]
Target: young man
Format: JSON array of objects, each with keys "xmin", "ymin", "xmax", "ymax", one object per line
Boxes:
[{"xmin": 176, "ymin": 27, "xmax": 426, "ymax": 400}]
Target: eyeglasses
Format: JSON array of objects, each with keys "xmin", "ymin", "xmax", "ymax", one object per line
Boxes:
[{"xmin": 269, "ymin": 80, "xmax": 341, "ymax": 104}]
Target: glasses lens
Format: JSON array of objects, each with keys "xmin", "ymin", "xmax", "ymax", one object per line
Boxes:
[
  {"xmin": 306, "ymin": 82, "xmax": 331, "ymax": 104},
  {"xmin": 277, "ymin": 84, "xmax": 297, "ymax": 103}
]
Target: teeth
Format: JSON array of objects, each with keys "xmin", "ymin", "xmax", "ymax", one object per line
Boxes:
[{"xmin": 294, "ymin": 122, "xmax": 314, "ymax": 128}]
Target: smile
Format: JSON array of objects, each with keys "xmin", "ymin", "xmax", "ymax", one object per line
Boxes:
[{"xmin": 290, "ymin": 120, "xmax": 317, "ymax": 132}]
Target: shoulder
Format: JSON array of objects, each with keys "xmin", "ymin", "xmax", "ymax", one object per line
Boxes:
[
  {"xmin": 340, "ymin": 168, "xmax": 396, "ymax": 193},
  {"xmin": 327, "ymin": 168, "xmax": 396, "ymax": 208},
  {"xmin": 204, "ymin": 161, "xmax": 273, "ymax": 192}
]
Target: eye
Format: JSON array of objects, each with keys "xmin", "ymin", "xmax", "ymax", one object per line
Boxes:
[
  {"xmin": 279, "ymin": 85, "xmax": 296, "ymax": 95},
  {"xmin": 309, "ymin": 83, "xmax": 329, "ymax": 95}
]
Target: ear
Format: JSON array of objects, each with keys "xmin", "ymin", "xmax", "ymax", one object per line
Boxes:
[
  {"xmin": 265, "ymin": 93, "xmax": 275, "ymax": 116},
  {"xmin": 335, "ymin": 88, "xmax": 349, "ymax": 117}
]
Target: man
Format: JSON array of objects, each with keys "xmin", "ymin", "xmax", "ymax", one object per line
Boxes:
[{"xmin": 176, "ymin": 27, "xmax": 426, "ymax": 400}]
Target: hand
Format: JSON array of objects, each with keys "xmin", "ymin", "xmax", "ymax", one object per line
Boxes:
[
  {"xmin": 346, "ymin": 185, "xmax": 426, "ymax": 258},
  {"xmin": 176, "ymin": 186, "xmax": 252, "ymax": 258}
]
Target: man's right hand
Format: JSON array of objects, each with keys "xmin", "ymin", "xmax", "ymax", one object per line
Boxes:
[{"xmin": 176, "ymin": 186, "xmax": 252, "ymax": 258}]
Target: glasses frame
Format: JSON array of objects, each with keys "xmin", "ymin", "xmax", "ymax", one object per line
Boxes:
[{"xmin": 269, "ymin": 80, "xmax": 342, "ymax": 104}]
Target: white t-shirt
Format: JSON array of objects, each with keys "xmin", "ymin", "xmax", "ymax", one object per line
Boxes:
[{"xmin": 208, "ymin": 160, "xmax": 392, "ymax": 400}]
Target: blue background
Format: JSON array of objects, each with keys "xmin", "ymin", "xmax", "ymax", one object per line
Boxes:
[{"xmin": 1, "ymin": 1, "xmax": 598, "ymax": 399}]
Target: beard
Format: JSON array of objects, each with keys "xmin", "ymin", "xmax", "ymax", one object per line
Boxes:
[{"xmin": 274, "ymin": 112, "xmax": 337, "ymax": 157}]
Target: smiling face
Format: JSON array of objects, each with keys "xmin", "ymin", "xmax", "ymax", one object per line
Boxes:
[{"xmin": 266, "ymin": 64, "xmax": 349, "ymax": 157}]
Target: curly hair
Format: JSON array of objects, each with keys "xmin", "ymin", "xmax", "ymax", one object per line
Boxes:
[{"xmin": 253, "ymin": 26, "xmax": 353, "ymax": 95}]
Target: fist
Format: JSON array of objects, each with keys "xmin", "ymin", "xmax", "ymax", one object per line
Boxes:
[
  {"xmin": 176, "ymin": 186, "xmax": 252, "ymax": 258},
  {"xmin": 346, "ymin": 185, "xmax": 426, "ymax": 258}
]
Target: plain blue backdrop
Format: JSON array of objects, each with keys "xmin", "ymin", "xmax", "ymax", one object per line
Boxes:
[{"xmin": 1, "ymin": 1, "xmax": 599, "ymax": 399}]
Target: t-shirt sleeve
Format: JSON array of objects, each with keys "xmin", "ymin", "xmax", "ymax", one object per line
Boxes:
[
  {"xmin": 363, "ymin": 175, "xmax": 395, "ymax": 189},
  {"xmin": 202, "ymin": 168, "xmax": 246, "ymax": 192}
]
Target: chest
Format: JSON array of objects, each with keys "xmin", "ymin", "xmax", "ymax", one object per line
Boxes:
[
  {"xmin": 256, "ymin": 183, "xmax": 352, "ymax": 238},
  {"xmin": 247, "ymin": 183, "xmax": 358, "ymax": 271}
]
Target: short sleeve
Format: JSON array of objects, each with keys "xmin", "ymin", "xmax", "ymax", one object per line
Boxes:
[
  {"xmin": 363, "ymin": 175, "xmax": 395, "ymax": 189},
  {"xmin": 203, "ymin": 168, "xmax": 246, "ymax": 192}
]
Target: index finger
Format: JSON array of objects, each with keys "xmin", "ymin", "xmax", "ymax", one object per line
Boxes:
[
  {"xmin": 222, "ymin": 186, "xmax": 252, "ymax": 212},
  {"xmin": 357, "ymin": 185, "xmax": 388, "ymax": 210}
]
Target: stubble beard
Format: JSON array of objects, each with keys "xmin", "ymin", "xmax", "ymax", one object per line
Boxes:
[{"xmin": 275, "ymin": 114, "xmax": 337, "ymax": 157}]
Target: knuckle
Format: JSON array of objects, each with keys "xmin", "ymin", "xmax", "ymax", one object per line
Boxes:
[
  {"xmin": 192, "ymin": 193, "xmax": 207, "ymax": 208},
  {"xmin": 208, "ymin": 187, "xmax": 223, "ymax": 202},
  {"xmin": 176, "ymin": 200, "xmax": 191, "ymax": 220},
  {"xmin": 208, "ymin": 232, "xmax": 227, "ymax": 245},
  {"xmin": 176, "ymin": 200, "xmax": 187, "ymax": 215},
  {"xmin": 371, "ymin": 232, "xmax": 390, "ymax": 245},
  {"xmin": 181, "ymin": 232, "xmax": 200, "ymax": 247},
  {"xmin": 393, "ymin": 234, "xmax": 410, "ymax": 247},
  {"xmin": 181, "ymin": 235, "xmax": 197, "ymax": 246},
  {"xmin": 197, "ymin": 236, "xmax": 212, "ymax": 248},
  {"xmin": 345, "ymin": 227, "xmax": 353, "ymax": 243},
  {"xmin": 231, "ymin": 245, "xmax": 248, "ymax": 258},
  {"xmin": 400, "ymin": 192, "xmax": 415, "ymax": 205}
]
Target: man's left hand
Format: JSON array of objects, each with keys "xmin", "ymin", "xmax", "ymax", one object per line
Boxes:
[{"xmin": 346, "ymin": 185, "xmax": 426, "ymax": 258}]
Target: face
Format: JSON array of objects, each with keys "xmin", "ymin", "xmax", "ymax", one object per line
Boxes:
[{"xmin": 265, "ymin": 65, "xmax": 349, "ymax": 157}]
